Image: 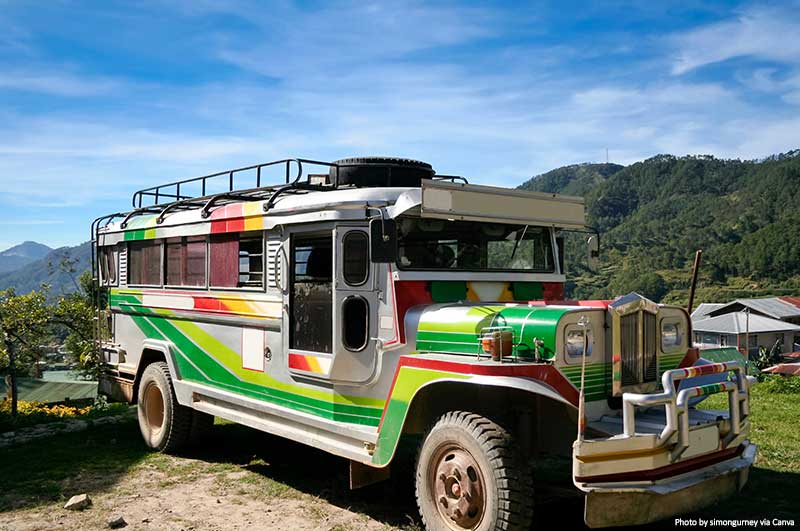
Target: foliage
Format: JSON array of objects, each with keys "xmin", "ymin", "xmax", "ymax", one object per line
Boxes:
[
  {"xmin": 0, "ymin": 288, "xmax": 51, "ymax": 375},
  {"xmin": 53, "ymin": 271, "xmax": 103, "ymax": 380},
  {"xmin": 0, "ymin": 398, "xmax": 128, "ymax": 432},
  {"xmin": 756, "ymin": 374, "xmax": 800, "ymax": 394},
  {"xmin": 521, "ymin": 152, "xmax": 800, "ymax": 303}
]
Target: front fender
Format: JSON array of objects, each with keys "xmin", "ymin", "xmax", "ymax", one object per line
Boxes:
[{"xmin": 371, "ymin": 355, "xmax": 577, "ymax": 466}]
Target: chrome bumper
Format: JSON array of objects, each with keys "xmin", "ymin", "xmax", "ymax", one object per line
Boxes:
[{"xmin": 583, "ymin": 442, "xmax": 756, "ymax": 528}]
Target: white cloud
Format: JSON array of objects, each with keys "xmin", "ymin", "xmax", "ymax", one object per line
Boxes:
[
  {"xmin": 671, "ymin": 5, "xmax": 800, "ymax": 75},
  {"xmin": 0, "ymin": 69, "xmax": 122, "ymax": 96}
]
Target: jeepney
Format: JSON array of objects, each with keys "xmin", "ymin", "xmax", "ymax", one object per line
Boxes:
[{"xmin": 92, "ymin": 157, "xmax": 756, "ymax": 530}]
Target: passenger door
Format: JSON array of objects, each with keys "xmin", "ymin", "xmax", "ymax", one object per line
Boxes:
[
  {"xmin": 329, "ymin": 226, "xmax": 378, "ymax": 384},
  {"xmin": 286, "ymin": 231, "xmax": 335, "ymax": 378}
]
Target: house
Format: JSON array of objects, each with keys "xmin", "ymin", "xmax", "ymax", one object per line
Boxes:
[{"xmin": 692, "ymin": 297, "xmax": 800, "ymax": 356}]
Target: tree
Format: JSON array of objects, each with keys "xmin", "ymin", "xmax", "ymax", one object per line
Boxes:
[
  {"xmin": 0, "ymin": 289, "xmax": 50, "ymax": 416},
  {"xmin": 53, "ymin": 271, "xmax": 103, "ymax": 380}
]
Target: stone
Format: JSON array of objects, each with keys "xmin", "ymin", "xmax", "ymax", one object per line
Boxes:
[
  {"xmin": 107, "ymin": 515, "xmax": 127, "ymax": 529},
  {"xmin": 64, "ymin": 494, "xmax": 92, "ymax": 511}
]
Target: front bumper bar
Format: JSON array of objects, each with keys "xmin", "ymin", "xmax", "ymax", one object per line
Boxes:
[{"xmin": 583, "ymin": 442, "xmax": 756, "ymax": 528}]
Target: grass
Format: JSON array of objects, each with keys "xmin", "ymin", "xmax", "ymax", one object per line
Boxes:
[{"xmin": 0, "ymin": 383, "xmax": 796, "ymax": 528}]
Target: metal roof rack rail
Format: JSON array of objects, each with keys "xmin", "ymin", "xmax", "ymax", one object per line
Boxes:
[{"xmin": 131, "ymin": 157, "xmax": 341, "ymax": 209}]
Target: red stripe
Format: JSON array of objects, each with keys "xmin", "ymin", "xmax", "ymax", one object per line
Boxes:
[
  {"xmin": 288, "ymin": 353, "xmax": 312, "ymax": 372},
  {"xmin": 377, "ymin": 355, "xmax": 580, "ymax": 429}
]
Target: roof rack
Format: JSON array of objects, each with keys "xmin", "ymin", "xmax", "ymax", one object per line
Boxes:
[{"xmin": 131, "ymin": 158, "xmax": 340, "ymax": 209}]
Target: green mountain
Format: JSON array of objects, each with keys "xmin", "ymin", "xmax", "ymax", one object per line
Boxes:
[
  {"xmin": 519, "ymin": 162, "xmax": 623, "ymax": 196},
  {"xmin": 0, "ymin": 241, "xmax": 52, "ymax": 274},
  {"xmin": 0, "ymin": 242, "xmax": 91, "ymax": 295},
  {"xmin": 521, "ymin": 152, "xmax": 800, "ymax": 305}
]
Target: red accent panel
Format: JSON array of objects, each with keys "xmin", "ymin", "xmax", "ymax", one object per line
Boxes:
[
  {"xmin": 399, "ymin": 355, "xmax": 580, "ymax": 406},
  {"xmin": 679, "ymin": 347, "xmax": 700, "ymax": 368},
  {"xmin": 288, "ymin": 352, "xmax": 311, "ymax": 372},
  {"xmin": 542, "ymin": 282, "xmax": 564, "ymax": 300},
  {"xmin": 193, "ymin": 296, "xmax": 224, "ymax": 312},
  {"xmin": 394, "ymin": 281, "xmax": 432, "ymax": 343}
]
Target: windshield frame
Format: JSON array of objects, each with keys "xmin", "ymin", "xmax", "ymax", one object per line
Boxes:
[{"xmin": 394, "ymin": 216, "xmax": 558, "ymax": 274}]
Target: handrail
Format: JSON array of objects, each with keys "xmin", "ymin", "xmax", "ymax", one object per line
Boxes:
[{"xmin": 621, "ymin": 361, "xmax": 750, "ymax": 457}]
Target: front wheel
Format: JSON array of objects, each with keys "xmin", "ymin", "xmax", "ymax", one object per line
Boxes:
[{"xmin": 415, "ymin": 411, "xmax": 533, "ymax": 531}]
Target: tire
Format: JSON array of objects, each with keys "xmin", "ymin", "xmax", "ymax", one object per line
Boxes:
[
  {"xmin": 415, "ymin": 411, "xmax": 533, "ymax": 531},
  {"xmin": 137, "ymin": 361, "xmax": 193, "ymax": 453},
  {"xmin": 330, "ymin": 157, "xmax": 435, "ymax": 187}
]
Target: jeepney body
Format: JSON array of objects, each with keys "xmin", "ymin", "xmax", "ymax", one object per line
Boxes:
[{"xmin": 92, "ymin": 158, "xmax": 755, "ymax": 528}]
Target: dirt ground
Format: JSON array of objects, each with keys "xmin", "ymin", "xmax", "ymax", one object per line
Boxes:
[{"xmin": 0, "ymin": 416, "xmax": 587, "ymax": 531}]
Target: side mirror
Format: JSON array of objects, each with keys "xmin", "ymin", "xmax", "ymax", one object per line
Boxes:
[
  {"xmin": 587, "ymin": 235, "xmax": 600, "ymax": 270},
  {"xmin": 370, "ymin": 218, "xmax": 398, "ymax": 263}
]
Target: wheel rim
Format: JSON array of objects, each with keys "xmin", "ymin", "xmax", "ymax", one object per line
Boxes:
[
  {"xmin": 143, "ymin": 382, "xmax": 165, "ymax": 431},
  {"xmin": 429, "ymin": 443, "xmax": 486, "ymax": 530}
]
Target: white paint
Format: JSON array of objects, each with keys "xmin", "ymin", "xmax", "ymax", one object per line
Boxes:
[{"xmin": 242, "ymin": 327, "xmax": 265, "ymax": 371}]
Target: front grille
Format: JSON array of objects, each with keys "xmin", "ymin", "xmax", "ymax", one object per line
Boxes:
[
  {"xmin": 643, "ymin": 312, "xmax": 658, "ymax": 382},
  {"xmin": 620, "ymin": 313, "xmax": 639, "ymax": 386},
  {"xmin": 619, "ymin": 310, "xmax": 658, "ymax": 387}
]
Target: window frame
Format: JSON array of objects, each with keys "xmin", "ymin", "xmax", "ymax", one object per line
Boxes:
[
  {"xmin": 659, "ymin": 316, "xmax": 686, "ymax": 353},
  {"xmin": 342, "ymin": 230, "xmax": 370, "ymax": 286},
  {"xmin": 208, "ymin": 231, "xmax": 266, "ymax": 291},
  {"xmin": 164, "ymin": 236, "xmax": 208, "ymax": 290},
  {"xmin": 341, "ymin": 295, "xmax": 370, "ymax": 352},
  {"xmin": 127, "ymin": 240, "xmax": 163, "ymax": 287},
  {"xmin": 564, "ymin": 324, "xmax": 594, "ymax": 364}
]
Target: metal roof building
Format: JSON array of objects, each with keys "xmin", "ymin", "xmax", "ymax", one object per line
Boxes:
[
  {"xmin": 707, "ymin": 297, "xmax": 800, "ymax": 321},
  {"xmin": 693, "ymin": 313, "xmax": 800, "ymax": 335}
]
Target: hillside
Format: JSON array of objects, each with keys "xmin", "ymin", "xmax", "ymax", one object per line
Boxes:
[
  {"xmin": 519, "ymin": 162, "xmax": 623, "ymax": 196},
  {"xmin": 521, "ymin": 153, "xmax": 800, "ymax": 305},
  {"xmin": 0, "ymin": 242, "xmax": 91, "ymax": 295},
  {"xmin": 0, "ymin": 241, "xmax": 52, "ymax": 274}
]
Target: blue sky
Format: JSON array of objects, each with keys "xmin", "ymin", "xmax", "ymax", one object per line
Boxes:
[{"xmin": 1, "ymin": 0, "xmax": 800, "ymax": 251}]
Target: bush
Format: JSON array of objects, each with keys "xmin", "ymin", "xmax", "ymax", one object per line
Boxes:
[
  {"xmin": 757, "ymin": 374, "xmax": 800, "ymax": 394},
  {"xmin": 0, "ymin": 398, "xmax": 128, "ymax": 432}
]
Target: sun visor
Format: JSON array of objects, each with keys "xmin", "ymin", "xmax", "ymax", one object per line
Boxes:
[{"xmin": 419, "ymin": 179, "xmax": 586, "ymax": 229}]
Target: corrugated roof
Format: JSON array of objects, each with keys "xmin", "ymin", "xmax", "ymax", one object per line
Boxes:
[
  {"xmin": 709, "ymin": 297, "xmax": 800, "ymax": 319},
  {"xmin": 691, "ymin": 303, "xmax": 724, "ymax": 320},
  {"xmin": 692, "ymin": 312, "xmax": 800, "ymax": 334},
  {"xmin": 0, "ymin": 378, "xmax": 97, "ymax": 403}
]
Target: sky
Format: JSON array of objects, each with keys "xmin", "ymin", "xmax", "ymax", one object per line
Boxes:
[{"xmin": 1, "ymin": 0, "xmax": 800, "ymax": 251}]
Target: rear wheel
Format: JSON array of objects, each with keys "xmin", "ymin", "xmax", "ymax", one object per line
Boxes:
[
  {"xmin": 415, "ymin": 411, "xmax": 533, "ymax": 531},
  {"xmin": 137, "ymin": 362, "xmax": 192, "ymax": 452}
]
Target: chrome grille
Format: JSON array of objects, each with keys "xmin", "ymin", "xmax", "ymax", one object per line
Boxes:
[
  {"xmin": 620, "ymin": 313, "xmax": 639, "ymax": 386},
  {"xmin": 619, "ymin": 310, "xmax": 658, "ymax": 386},
  {"xmin": 643, "ymin": 312, "xmax": 658, "ymax": 382}
]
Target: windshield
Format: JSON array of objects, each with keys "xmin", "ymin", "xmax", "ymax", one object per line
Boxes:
[{"xmin": 396, "ymin": 217, "xmax": 555, "ymax": 272}]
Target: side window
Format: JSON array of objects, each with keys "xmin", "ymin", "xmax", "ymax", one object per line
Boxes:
[
  {"xmin": 290, "ymin": 235, "xmax": 333, "ymax": 353},
  {"xmin": 342, "ymin": 296, "xmax": 369, "ymax": 351},
  {"xmin": 128, "ymin": 241, "xmax": 162, "ymax": 286},
  {"xmin": 660, "ymin": 318, "xmax": 685, "ymax": 352},
  {"xmin": 98, "ymin": 246, "xmax": 117, "ymax": 286},
  {"xmin": 565, "ymin": 325, "xmax": 593, "ymax": 360},
  {"xmin": 165, "ymin": 236, "xmax": 207, "ymax": 287},
  {"xmin": 342, "ymin": 231, "xmax": 369, "ymax": 285},
  {"xmin": 209, "ymin": 232, "xmax": 263, "ymax": 289}
]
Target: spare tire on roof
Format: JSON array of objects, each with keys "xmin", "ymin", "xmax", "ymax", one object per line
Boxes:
[{"xmin": 330, "ymin": 157, "xmax": 435, "ymax": 187}]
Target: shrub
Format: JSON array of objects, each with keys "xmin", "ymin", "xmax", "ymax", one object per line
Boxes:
[
  {"xmin": 0, "ymin": 398, "xmax": 128, "ymax": 432},
  {"xmin": 757, "ymin": 374, "xmax": 800, "ymax": 394}
]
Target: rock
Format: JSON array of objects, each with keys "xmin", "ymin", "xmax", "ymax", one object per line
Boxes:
[
  {"xmin": 107, "ymin": 515, "xmax": 127, "ymax": 529},
  {"xmin": 64, "ymin": 494, "xmax": 92, "ymax": 511}
]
